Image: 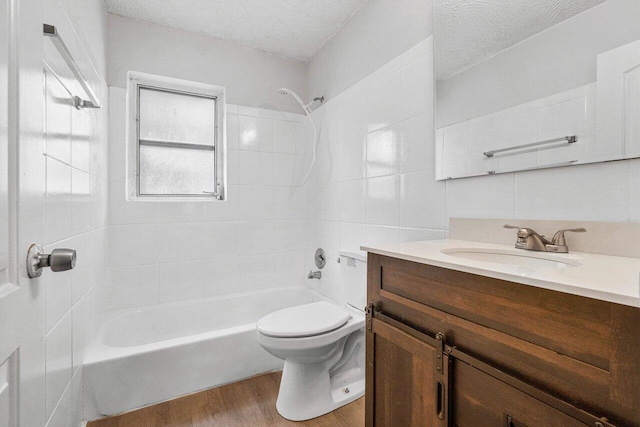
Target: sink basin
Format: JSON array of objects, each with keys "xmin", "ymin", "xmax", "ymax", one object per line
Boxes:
[{"xmin": 441, "ymin": 248, "xmax": 582, "ymax": 269}]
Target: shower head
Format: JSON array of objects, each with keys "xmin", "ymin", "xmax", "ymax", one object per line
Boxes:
[{"xmin": 276, "ymin": 87, "xmax": 309, "ymax": 114}]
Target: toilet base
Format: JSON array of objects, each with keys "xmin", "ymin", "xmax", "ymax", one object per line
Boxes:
[
  {"xmin": 276, "ymin": 363, "xmax": 365, "ymax": 421},
  {"xmin": 256, "ymin": 311, "xmax": 366, "ymax": 421}
]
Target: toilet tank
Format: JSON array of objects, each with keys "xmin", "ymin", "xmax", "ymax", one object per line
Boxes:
[{"xmin": 339, "ymin": 250, "xmax": 367, "ymax": 311}]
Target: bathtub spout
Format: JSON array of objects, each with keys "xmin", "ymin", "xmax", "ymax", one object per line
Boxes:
[{"xmin": 308, "ymin": 270, "xmax": 321, "ymax": 280}]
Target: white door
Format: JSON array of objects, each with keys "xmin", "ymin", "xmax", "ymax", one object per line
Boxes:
[{"xmin": 0, "ymin": 0, "xmax": 20, "ymax": 425}]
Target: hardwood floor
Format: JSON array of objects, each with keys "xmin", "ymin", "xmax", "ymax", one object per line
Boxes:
[{"xmin": 88, "ymin": 371, "xmax": 364, "ymax": 427}]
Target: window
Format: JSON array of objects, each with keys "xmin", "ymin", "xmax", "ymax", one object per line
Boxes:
[{"xmin": 126, "ymin": 72, "xmax": 226, "ymax": 200}]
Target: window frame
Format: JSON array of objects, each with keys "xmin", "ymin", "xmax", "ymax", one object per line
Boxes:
[{"xmin": 126, "ymin": 71, "xmax": 226, "ymax": 201}]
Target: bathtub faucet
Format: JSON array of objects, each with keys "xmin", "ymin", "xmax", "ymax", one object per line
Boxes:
[{"xmin": 308, "ymin": 270, "xmax": 321, "ymax": 280}]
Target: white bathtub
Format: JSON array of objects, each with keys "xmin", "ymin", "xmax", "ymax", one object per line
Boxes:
[{"xmin": 83, "ymin": 286, "xmax": 324, "ymax": 417}]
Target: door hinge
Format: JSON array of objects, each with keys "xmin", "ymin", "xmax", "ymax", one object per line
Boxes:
[
  {"xmin": 366, "ymin": 302, "xmax": 374, "ymax": 332},
  {"xmin": 435, "ymin": 332, "xmax": 446, "ymax": 376}
]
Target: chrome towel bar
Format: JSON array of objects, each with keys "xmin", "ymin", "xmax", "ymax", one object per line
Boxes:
[
  {"xmin": 483, "ymin": 135, "xmax": 577, "ymax": 158},
  {"xmin": 43, "ymin": 23, "xmax": 101, "ymax": 109}
]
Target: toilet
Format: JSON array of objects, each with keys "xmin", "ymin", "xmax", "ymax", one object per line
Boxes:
[{"xmin": 256, "ymin": 250, "xmax": 367, "ymax": 421}]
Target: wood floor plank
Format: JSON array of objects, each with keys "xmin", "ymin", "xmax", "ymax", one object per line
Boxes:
[{"xmin": 89, "ymin": 371, "xmax": 364, "ymax": 427}]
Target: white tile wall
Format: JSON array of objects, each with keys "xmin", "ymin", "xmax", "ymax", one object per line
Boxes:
[
  {"xmin": 109, "ymin": 224, "xmax": 158, "ymax": 267},
  {"xmin": 400, "ymin": 170, "xmax": 446, "ymax": 229},
  {"xmin": 43, "ymin": 114, "xmax": 108, "ymax": 426},
  {"xmin": 44, "ymin": 245, "xmax": 72, "ymax": 334},
  {"xmin": 303, "ymin": 34, "xmax": 640, "ymax": 305},
  {"xmin": 107, "ymin": 89, "xmax": 309, "ymax": 310},
  {"xmin": 446, "ymin": 173, "xmax": 516, "ymax": 220},
  {"xmin": 202, "ymin": 257, "xmax": 240, "ymax": 297},
  {"xmin": 71, "ymin": 295, "xmax": 92, "ymax": 373},
  {"xmin": 45, "ymin": 157, "xmax": 73, "ymax": 244},
  {"xmin": 304, "ymin": 38, "xmax": 446, "ymax": 303},
  {"xmin": 438, "ymin": 84, "xmax": 597, "ymax": 178},
  {"xmin": 108, "ymin": 264, "xmax": 159, "ymax": 308},
  {"xmin": 515, "ymin": 160, "xmax": 630, "ymax": 221},
  {"xmin": 45, "ymin": 313, "xmax": 73, "ymax": 419},
  {"xmin": 41, "ymin": 88, "xmax": 108, "ymax": 427},
  {"xmin": 340, "ymin": 180, "xmax": 366, "ymax": 223},
  {"xmin": 239, "ymin": 115, "xmax": 274, "ymax": 152},
  {"xmin": 366, "ymin": 175, "xmax": 401, "ymax": 226},
  {"xmin": 158, "ymin": 261, "xmax": 207, "ymax": 303}
]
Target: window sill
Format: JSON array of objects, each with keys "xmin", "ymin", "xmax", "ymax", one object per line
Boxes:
[{"xmin": 127, "ymin": 196, "xmax": 226, "ymax": 203}]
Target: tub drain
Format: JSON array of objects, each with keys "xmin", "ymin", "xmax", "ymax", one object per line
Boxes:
[{"xmin": 342, "ymin": 387, "xmax": 350, "ymax": 394}]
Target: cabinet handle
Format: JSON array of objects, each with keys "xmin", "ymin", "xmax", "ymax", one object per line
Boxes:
[
  {"xmin": 504, "ymin": 413, "xmax": 529, "ymax": 427},
  {"xmin": 436, "ymin": 380, "xmax": 445, "ymax": 420}
]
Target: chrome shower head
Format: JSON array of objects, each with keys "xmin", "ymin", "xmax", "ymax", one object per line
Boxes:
[
  {"xmin": 277, "ymin": 87, "xmax": 324, "ymax": 114},
  {"xmin": 276, "ymin": 87, "xmax": 309, "ymax": 114}
]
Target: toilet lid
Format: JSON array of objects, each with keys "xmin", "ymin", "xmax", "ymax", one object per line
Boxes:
[{"xmin": 257, "ymin": 301, "xmax": 351, "ymax": 338}]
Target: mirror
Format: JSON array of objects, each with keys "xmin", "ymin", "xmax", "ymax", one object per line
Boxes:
[{"xmin": 434, "ymin": 0, "xmax": 640, "ymax": 180}]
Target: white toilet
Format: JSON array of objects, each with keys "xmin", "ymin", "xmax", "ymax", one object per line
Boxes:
[{"xmin": 256, "ymin": 250, "xmax": 367, "ymax": 421}]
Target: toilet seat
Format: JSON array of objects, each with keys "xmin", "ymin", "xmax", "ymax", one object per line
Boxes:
[{"xmin": 257, "ymin": 301, "xmax": 351, "ymax": 338}]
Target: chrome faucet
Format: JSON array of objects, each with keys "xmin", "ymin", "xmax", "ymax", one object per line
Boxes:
[
  {"xmin": 308, "ymin": 270, "xmax": 322, "ymax": 279},
  {"xmin": 504, "ymin": 225, "xmax": 586, "ymax": 253}
]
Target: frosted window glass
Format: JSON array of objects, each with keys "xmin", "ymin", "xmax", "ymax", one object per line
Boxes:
[
  {"xmin": 139, "ymin": 145, "xmax": 215, "ymax": 195},
  {"xmin": 139, "ymin": 87, "xmax": 215, "ymax": 146}
]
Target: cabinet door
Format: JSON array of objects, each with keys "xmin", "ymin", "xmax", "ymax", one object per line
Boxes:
[
  {"xmin": 451, "ymin": 355, "xmax": 616, "ymax": 427},
  {"xmin": 366, "ymin": 314, "xmax": 449, "ymax": 427}
]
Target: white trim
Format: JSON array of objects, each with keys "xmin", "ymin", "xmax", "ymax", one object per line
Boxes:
[{"xmin": 125, "ymin": 71, "xmax": 227, "ymax": 201}]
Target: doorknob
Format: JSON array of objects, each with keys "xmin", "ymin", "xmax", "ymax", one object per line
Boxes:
[{"xmin": 26, "ymin": 244, "xmax": 76, "ymax": 278}]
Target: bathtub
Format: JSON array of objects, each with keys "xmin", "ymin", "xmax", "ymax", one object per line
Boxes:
[{"xmin": 83, "ymin": 286, "xmax": 325, "ymax": 417}]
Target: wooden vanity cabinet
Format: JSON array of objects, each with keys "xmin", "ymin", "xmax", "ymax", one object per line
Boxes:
[{"xmin": 365, "ymin": 253, "xmax": 640, "ymax": 427}]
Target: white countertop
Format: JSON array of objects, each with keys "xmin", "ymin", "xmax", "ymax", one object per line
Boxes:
[{"xmin": 361, "ymin": 239, "xmax": 640, "ymax": 308}]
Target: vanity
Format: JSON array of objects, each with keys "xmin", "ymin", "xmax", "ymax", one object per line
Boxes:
[{"xmin": 362, "ymin": 234, "xmax": 640, "ymax": 427}]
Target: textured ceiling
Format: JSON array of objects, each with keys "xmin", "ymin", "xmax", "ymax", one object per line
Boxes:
[
  {"xmin": 435, "ymin": 0, "xmax": 607, "ymax": 79},
  {"xmin": 105, "ymin": 0, "xmax": 368, "ymax": 61}
]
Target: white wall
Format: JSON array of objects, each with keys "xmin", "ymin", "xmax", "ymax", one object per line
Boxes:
[
  {"xmin": 304, "ymin": 38, "xmax": 441, "ymax": 302},
  {"xmin": 307, "ymin": 0, "xmax": 432, "ymax": 103},
  {"xmin": 107, "ymin": 89, "xmax": 309, "ymax": 310},
  {"xmin": 436, "ymin": 0, "xmax": 640, "ymax": 127},
  {"xmin": 437, "ymin": 83, "xmax": 597, "ymax": 179},
  {"xmin": 107, "ymin": 14, "xmax": 308, "ymax": 114},
  {"xmin": 16, "ymin": 0, "xmax": 109, "ymax": 426},
  {"xmin": 105, "ymin": 15, "xmax": 314, "ymax": 312},
  {"xmin": 303, "ymin": 0, "xmax": 640, "ymax": 303}
]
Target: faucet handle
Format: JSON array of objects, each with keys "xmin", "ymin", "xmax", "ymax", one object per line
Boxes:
[
  {"xmin": 505, "ymin": 224, "xmax": 547, "ymax": 238},
  {"xmin": 551, "ymin": 228, "xmax": 586, "ymax": 246},
  {"xmin": 504, "ymin": 224, "xmax": 528, "ymax": 249}
]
